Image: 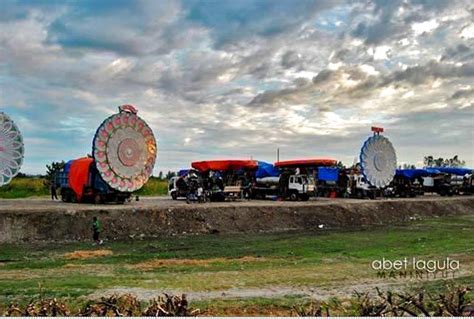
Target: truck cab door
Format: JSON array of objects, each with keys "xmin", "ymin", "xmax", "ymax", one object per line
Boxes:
[{"xmin": 289, "ymin": 175, "xmax": 303, "ymax": 193}]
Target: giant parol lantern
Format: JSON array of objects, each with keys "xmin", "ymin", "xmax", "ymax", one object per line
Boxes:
[
  {"xmin": 92, "ymin": 105, "xmax": 157, "ymax": 192},
  {"xmin": 0, "ymin": 112, "xmax": 24, "ymax": 186},
  {"xmin": 359, "ymin": 127, "xmax": 397, "ymax": 188}
]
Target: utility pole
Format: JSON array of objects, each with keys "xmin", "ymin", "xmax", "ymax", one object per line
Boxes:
[{"xmin": 277, "ymin": 148, "xmax": 280, "ymax": 162}]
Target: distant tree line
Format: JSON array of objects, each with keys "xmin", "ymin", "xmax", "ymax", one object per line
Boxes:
[
  {"xmin": 423, "ymin": 155, "xmax": 466, "ymax": 168},
  {"xmin": 156, "ymin": 171, "xmax": 176, "ymax": 180}
]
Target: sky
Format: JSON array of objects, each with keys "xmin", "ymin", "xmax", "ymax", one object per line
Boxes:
[{"xmin": 1, "ymin": 0, "xmax": 473, "ymax": 175}]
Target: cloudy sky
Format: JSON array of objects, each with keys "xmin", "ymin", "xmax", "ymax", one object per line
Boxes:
[{"xmin": 1, "ymin": 0, "xmax": 473, "ymax": 174}]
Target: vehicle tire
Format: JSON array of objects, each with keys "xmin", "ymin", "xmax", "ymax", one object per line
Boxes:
[
  {"xmin": 289, "ymin": 192, "xmax": 298, "ymax": 201},
  {"xmin": 171, "ymin": 192, "xmax": 177, "ymax": 200}
]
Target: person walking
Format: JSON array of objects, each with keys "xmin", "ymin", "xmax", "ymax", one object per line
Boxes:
[
  {"xmin": 92, "ymin": 217, "xmax": 103, "ymax": 245},
  {"xmin": 50, "ymin": 182, "xmax": 58, "ymax": 200}
]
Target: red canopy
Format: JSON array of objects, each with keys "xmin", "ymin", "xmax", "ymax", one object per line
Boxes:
[
  {"xmin": 192, "ymin": 160, "xmax": 258, "ymax": 172},
  {"xmin": 274, "ymin": 158, "xmax": 337, "ymax": 168},
  {"xmin": 69, "ymin": 157, "xmax": 93, "ymax": 201}
]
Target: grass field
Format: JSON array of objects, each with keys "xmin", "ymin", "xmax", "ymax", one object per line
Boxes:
[
  {"xmin": 133, "ymin": 177, "xmax": 168, "ymax": 196},
  {"xmin": 0, "ymin": 214, "xmax": 472, "ymax": 315},
  {"xmin": 0, "ymin": 177, "xmax": 49, "ymax": 199},
  {"xmin": 0, "ymin": 177, "xmax": 168, "ymax": 199}
]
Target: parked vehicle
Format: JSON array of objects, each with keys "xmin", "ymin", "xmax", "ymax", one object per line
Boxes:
[
  {"xmin": 168, "ymin": 176, "xmax": 186, "ymax": 200},
  {"xmin": 422, "ymin": 167, "xmax": 473, "ymax": 196},
  {"xmin": 56, "ymin": 157, "xmax": 131, "ymax": 204},
  {"xmin": 461, "ymin": 174, "xmax": 474, "ymax": 195},
  {"xmin": 168, "ymin": 170, "xmax": 192, "ymax": 200},
  {"xmin": 252, "ymin": 159, "xmax": 336, "ymax": 201},
  {"xmin": 185, "ymin": 176, "xmax": 209, "ymax": 203},
  {"xmin": 253, "ymin": 171, "xmax": 314, "ymax": 201},
  {"xmin": 314, "ymin": 167, "xmax": 350, "ymax": 198},
  {"xmin": 191, "ymin": 160, "xmax": 257, "ymax": 201},
  {"xmin": 348, "ymin": 173, "xmax": 380, "ymax": 199},
  {"xmin": 388, "ymin": 169, "xmax": 427, "ymax": 198}
]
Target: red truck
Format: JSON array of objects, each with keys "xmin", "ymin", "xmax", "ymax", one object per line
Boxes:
[{"xmin": 56, "ymin": 157, "xmax": 131, "ymax": 204}]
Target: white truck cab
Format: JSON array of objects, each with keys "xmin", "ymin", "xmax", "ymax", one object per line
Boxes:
[
  {"xmin": 168, "ymin": 176, "xmax": 179, "ymax": 199},
  {"xmin": 288, "ymin": 174, "xmax": 314, "ymax": 200}
]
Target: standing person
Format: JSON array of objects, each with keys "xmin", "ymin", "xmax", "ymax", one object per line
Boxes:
[
  {"xmin": 50, "ymin": 182, "xmax": 58, "ymax": 200},
  {"xmin": 242, "ymin": 172, "xmax": 252, "ymax": 200},
  {"xmin": 92, "ymin": 217, "xmax": 103, "ymax": 245}
]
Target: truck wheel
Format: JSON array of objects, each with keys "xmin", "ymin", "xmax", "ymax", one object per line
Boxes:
[
  {"xmin": 171, "ymin": 192, "xmax": 177, "ymax": 200},
  {"xmin": 289, "ymin": 192, "xmax": 298, "ymax": 201}
]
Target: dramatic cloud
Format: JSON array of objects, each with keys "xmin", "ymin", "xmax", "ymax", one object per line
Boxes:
[{"xmin": 0, "ymin": 0, "xmax": 473, "ymax": 174}]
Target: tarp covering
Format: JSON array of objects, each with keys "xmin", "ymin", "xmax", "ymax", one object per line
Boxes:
[
  {"xmin": 256, "ymin": 161, "xmax": 280, "ymax": 178},
  {"xmin": 432, "ymin": 167, "xmax": 473, "ymax": 176},
  {"xmin": 274, "ymin": 158, "xmax": 337, "ymax": 168},
  {"xmin": 178, "ymin": 169, "xmax": 190, "ymax": 177},
  {"xmin": 395, "ymin": 169, "xmax": 430, "ymax": 179},
  {"xmin": 64, "ymin": 160, "xmax": 74, "ymax": 174},
  {"xmin": 318, "ymin": 167, "xmax": 339, "ymax": 182},
  {"xmin": 192, "ymin": 160, "xmax": 258, "ymax": 172},
  {"xmin": 69, "ymin": 157, "xmax": 93, "ymax": 201},
  {"xmin": 425, "ymin": 168, "xmax": 442, "ymax": 175}
]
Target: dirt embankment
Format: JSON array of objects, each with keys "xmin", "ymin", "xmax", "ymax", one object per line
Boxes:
[{"xmin": 0, "ymin": 197, "xmax": 473, "ymax": 243}]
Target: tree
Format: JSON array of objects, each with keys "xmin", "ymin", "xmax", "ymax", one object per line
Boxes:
[
  {"xmin": 158, "ymin": 171, "xmax": 163, "ymax": 180},
  {"xmin": 423, "ymin": 156, "xmax": 434, "ymax": 167},
  {"xmin": 45, "ymin": 161, "xmax": 65, "ymax": 185},
  {"xmin": 423, "ymin": 155, "xmax": 466, "ymax": 168},
  {"xmin": 165, "ymin": 171, "xmax": 176, "ymax": 180}
]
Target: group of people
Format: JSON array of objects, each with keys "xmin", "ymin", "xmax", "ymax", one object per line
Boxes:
[{"xmin": 175, "ymin": 169, "xmax": 254, "ymax": 201}]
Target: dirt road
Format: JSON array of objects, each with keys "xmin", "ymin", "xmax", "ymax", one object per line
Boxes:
[{"xmin": 0, "ymin": 194, "xmax": 467, "ymax": 213}]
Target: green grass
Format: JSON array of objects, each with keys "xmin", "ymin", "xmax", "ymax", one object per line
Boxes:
[
  {"xmin": 0, "ymin": 215, "xmax": 473, "ymax": 313},
  {"xmin": 133, "ymin": 176, "xmax": 168, "ymax": 196},
  {"xmin": 0, "ymin": 176, "xmax": 168, "ymax": 198},
  {"xmin": 0, "ymin": 177, "xmax": 49, "ymax": 198}
]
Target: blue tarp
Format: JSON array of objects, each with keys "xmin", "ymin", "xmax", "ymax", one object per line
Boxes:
[
  {"xmin": 398, "ymin": 167, "xmax": 473, "ymax": 177},
  {"xmin": 318, "ymin": 167, "xmax": 339, "ymax": 182},
  {"xmin": 433, "ymin": 167, "xmax": 472, "ymax": 176},
  {"xmin": 178, "ymin": 169, "xmax": 190, "ymax": 177},
  {"xmin": 64, "ymin": 160, "xmax": 74, "ymax": 174},
  {"xmin": 395, "ymin": 169, "xmax": 430, "ymax": 179},
  {"xmin": 425, "ymin": 168, "xmax": 441, "ymax": 175},
  {"xmin": 256, "ymin": 161, "xmax": 280, "ymax": 178}
]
